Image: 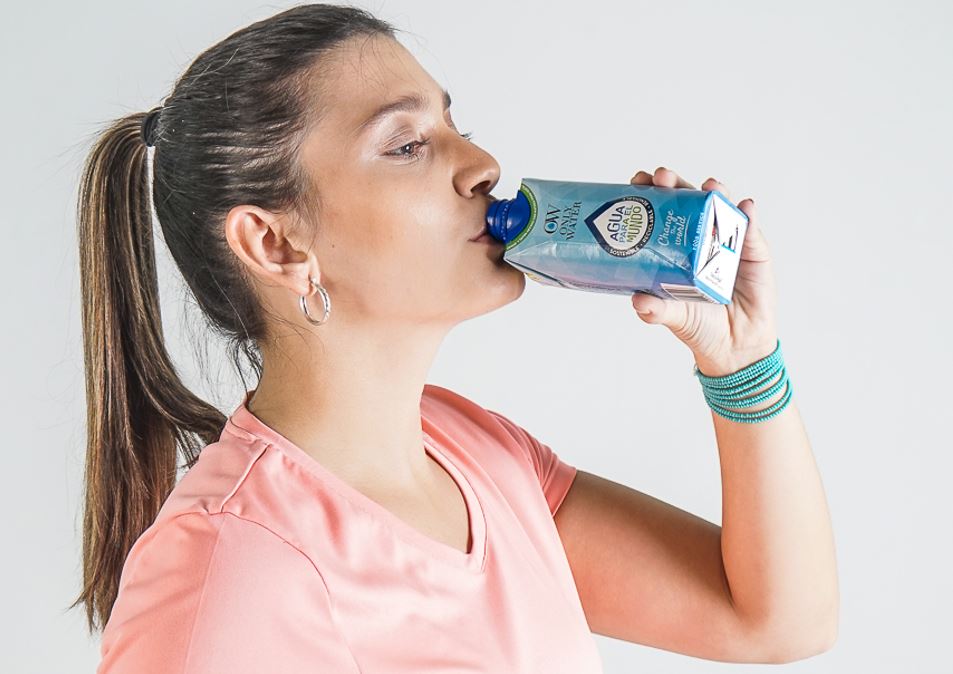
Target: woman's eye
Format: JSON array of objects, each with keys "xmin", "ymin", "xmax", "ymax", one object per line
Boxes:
[
  {"xmin": 384, "ymin": 130, "xmax": 474, "ymax": 160},
  {"xmin": 386, "ymin": 138, "xmax": 430, "ymax": 159}
]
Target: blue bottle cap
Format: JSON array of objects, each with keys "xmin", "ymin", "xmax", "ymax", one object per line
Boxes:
[{"xmin": 485, "ymin": 190, "xmax": 531, "ymax": 243}]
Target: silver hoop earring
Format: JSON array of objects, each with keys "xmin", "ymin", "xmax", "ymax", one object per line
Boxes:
[{"xmin": 299, "ymin": 277, "xmax": 331, "ymax": 325}]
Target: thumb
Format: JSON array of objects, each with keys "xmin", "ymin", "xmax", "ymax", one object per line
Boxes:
[{"xmin": 631, "ymin": 292, "xmax": 687, "ymax": 329}]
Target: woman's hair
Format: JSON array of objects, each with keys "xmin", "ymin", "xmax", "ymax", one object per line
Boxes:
[{"xmin": 70, "ymin": 3, "xmax": 396, "ymax": 634}]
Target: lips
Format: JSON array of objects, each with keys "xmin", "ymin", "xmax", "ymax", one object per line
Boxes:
[
  {"xmin": 468, "ymin": 197, "xmax": 498, "ymax": 241},
  {"xmin": 468, "ymin": 227, "xmax": 488, "ymax": 242}
]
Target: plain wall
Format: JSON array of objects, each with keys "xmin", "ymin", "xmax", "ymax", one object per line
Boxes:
[{"xmin": 2, "ymin": 0, "xmax": 950, "ymax": 671}]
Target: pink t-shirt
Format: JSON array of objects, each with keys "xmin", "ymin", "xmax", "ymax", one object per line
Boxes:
[{"xmin": 97, "ymin": 383, "xmax": 604, "ymax": 673}]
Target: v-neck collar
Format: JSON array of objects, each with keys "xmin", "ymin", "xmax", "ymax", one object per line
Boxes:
[{"xmin": 224, "ymin": 389, "xmax": 488, "ymax": 573}]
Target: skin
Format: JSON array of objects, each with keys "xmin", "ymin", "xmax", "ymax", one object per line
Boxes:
[{"xmin": 223, "ymin": 34, "xmax": 523, "ymax": 502}]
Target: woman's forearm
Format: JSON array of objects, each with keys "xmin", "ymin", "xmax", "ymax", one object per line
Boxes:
[{"xmin": 695, "ymin": 359, "xmax": 839, "ymax": 660}]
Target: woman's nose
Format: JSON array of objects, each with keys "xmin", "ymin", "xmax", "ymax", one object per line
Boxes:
[{"xmin": 454, "ymin": 139, "xmax": 500, "ymax": 198}]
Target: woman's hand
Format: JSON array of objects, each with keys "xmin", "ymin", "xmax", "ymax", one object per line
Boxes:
[{"xmin": 629, "ymin": 167, "xmax": 779, "ymax": 376}]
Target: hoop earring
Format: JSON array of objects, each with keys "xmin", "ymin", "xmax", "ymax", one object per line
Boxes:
[{"xmin": 299, "ymin": 277, "xmax": 331, "ymax": 325}]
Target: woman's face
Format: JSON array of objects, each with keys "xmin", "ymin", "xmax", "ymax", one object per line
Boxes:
[{"xmin": 294, "ymin": 34, "xmax": 524, "ymax": 330}]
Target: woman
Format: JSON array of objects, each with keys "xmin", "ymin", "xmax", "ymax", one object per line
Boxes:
[{"xmin": 73, "ymin": 3, "xmax": 838, "ymax": 672}]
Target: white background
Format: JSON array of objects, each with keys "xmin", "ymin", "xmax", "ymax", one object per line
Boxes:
[{"xmin": 2, "ymin": 0, "xmax": 950, "ymax": 671}]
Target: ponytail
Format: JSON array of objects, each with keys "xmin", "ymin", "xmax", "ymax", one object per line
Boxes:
[{"xmin": 69, "ymin": 113, "xmax": 226, "ymax": 633}]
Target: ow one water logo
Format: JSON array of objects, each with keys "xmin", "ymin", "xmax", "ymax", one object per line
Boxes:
[{"xmin": 584, "ymin": 196, "xmax": 655, "ymax": 257}]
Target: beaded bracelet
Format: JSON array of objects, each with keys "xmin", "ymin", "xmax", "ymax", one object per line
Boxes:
[{"xmin": 692, "ymin": 339, "xmax": 793, "ymax": 423}]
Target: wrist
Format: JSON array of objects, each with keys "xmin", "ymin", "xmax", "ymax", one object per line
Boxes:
[
  {"xmin": 693, "ymin": 338, "xmax": 780, "ymax": 378},
  {"xmin": 692, "ymin": 338, "xmax": 793, "ymax": 423}
]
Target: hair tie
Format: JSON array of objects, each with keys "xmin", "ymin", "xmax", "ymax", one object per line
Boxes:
[{"xmin": 141, "ymin": 106, "xmax": 163, "ymax": 147}]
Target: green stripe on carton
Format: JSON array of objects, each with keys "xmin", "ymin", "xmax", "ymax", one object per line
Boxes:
[{"xmin": 505, "ymin": 183, "xmax": 539, "ymax": 251}]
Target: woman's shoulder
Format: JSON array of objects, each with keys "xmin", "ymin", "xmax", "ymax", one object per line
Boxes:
[
  {"xmin": 422, "ymin": 382, "xmax": 577, "ymax": 517},
  {"xmin": 422, "ymin": 382, "xmax": 512, "ymax": 431},
  {"xmin": 421, "ymin": 382, "xmax": 547, "ymax": 455},
  {"xmin": 148, "ymin": 430, "xmax": 257, "ymax": 511},
  {"xmin": 421, "ymin": 382, "xmax": 520, "ymax": 448},
  {"xmin": 99, "ymin": 509, "xmax": 360, "ymax": 673}
]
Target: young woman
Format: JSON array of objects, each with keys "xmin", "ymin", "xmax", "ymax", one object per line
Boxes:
[{"xmin": 72, "ymin": 4, "xmax": 837, "ymax": 672}]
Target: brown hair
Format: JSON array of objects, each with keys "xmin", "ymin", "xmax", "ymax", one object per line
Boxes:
[{"xmin": 70, "ymin": 3, "xmax": 395, "ymax": 634}]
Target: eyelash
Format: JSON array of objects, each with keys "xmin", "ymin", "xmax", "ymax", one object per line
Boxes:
[{"xmin": 386, "ymin": 130, "xmax": 474, "ymax": 160}]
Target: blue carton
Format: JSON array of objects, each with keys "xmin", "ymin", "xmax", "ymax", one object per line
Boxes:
[{"xmin": 486, "ymin": 178, "xmax": 749, "ymax": 303}]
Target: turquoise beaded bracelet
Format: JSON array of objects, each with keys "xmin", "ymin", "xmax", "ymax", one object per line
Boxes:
[{"xmin": 692, "ymin": 339, "xmax": 792, "ymax": 423}]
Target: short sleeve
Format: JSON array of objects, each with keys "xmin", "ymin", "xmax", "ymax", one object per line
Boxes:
[
  {"xmin": 97, "ymin": 511, "xmax": 360, "ymax": 674},
  {"xmin": 485, "ymin": 408, "xmax": 578, "ymax": 516}
]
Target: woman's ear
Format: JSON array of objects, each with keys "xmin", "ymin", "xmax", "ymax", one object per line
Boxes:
[{"xmin": 223, "ymin": 204, "xmax": 317, "ymax": 297}]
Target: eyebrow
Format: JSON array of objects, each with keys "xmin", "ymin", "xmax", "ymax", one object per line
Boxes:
[{"xmin": 354, "ymin": 88, "xmax": 452, "ymax": 136}]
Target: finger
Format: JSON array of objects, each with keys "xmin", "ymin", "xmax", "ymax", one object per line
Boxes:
[
  {"xmin": 735, "ymin": 198, "xmax": 771, "ymax": 261},
  {"xmin": 631, "ymin": 291, "xmax": 690, "ymax": 334},
  {"xmin": 632, "ymin": 167, "xmax": 695, "ymax": 188},
  {"xmin": 653, "ymin": 166, "xmax": 696, "ymax": 189},
  {"xmin": 701, "ymin": 177, "xmax": 731, "ymax": 201},
  {"xmin": 630, "ymin": 170, "xmax": 654, "ymax": 185},
  {"xmin": 631, "ymin": 291, "xmax": 663, "ymax": 317}
]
